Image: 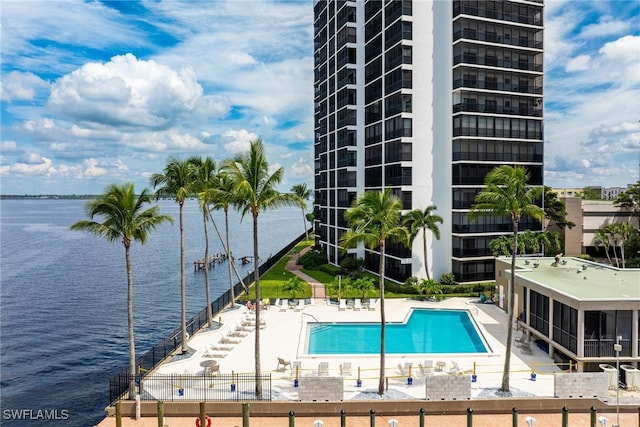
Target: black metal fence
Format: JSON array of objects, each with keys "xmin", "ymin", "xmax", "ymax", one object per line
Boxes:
[
  {"xmin": 109, "ymin": 230, "xmax": 307, "ymax": 404},
  {"xmin": 112, "ymin": 373, "xmax": 272, "ymax": 402}
]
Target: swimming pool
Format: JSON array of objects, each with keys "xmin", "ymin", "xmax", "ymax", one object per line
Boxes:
[{"xmin": 306, "ymin": 308, "xmax": 488, "ymax": 354}]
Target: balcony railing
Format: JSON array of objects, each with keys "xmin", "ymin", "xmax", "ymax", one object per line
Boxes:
[{"xmin": 584, "ymin": 338, "xmax": 633, "ymax": 358}]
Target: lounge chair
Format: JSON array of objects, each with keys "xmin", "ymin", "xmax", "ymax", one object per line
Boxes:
[
  {"xmin": 209, "ymin": 342, "xmax": 233, "ymax": 352},
  {"xmin": 368, "ymin": 299, "xmax": 377, "ymax": 311},
  {"xmin": 279, "ymin": 299, "xmax": 289, "ymax": 312},
  {"xmin": 277, "ymin": 357, "xmax": 291, "ymax": 372},
  {"xmin": 339, "ymin": 299, "xmax": 347, "ymax": 311},
  {"xmin": 318, "ymin": 362, "xmax": 329, "ymax": 376},
  {"xmin": 397, "ymin": 362, "xmax": 412, "ymax": 377},
  {"xmin": 419, "ymin": 360, "xmax": 434, "ymax": 376},
  {"xmin": 340, "ymin": 362, "xmax": 352, "ymax": 376},
  {"xmin": 294, "ymin": 299, "xmax": 305, "ymax": 311},
  {"xmin": 354, "ymin": 299, "xmax": 362, "ymax": 311},
  {"xmin": 449, "ymin": 361, "xmax": 473, "ymax": 376}
]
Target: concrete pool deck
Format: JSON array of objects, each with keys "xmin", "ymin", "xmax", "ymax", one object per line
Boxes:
[
  {"xmin": 134, "ymin": 296, "xmax": 639, "ymax": 402},
  {"xmin": 144, "ymin": 297, "xmax": 555, "ymax": 398},
  {"xmin": 98, "ymin": 295, "xmax": 639, "ymax": 426}
]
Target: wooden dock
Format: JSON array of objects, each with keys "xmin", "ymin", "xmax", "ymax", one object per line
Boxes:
[{"xmin": 193, "ymin": 252, "xmax": 229, "ymax": 271}]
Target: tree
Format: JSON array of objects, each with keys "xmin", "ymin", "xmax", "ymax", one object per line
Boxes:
[
  {"xmin": 418, "ymin": 278, "xmax": 443, "ymax": 300},
  {"xmin": 150, "ymin": 157, "xmax": 196, "ymax": 354},
  {"xmin": 282, "ymin": 276, "xmax": 304, "ymax": 300},
  {"xmin": 208, "ymin": 170, "xmax": 241, "ymax": 307},
  {"xmin": 340, "ymin": 188, "xmax": 409, "ymax": 395},
  {"xmin": 291, "ymin": 183, "xmax": 313, "ymax": 243},
  {"xmin": 350, "ymin": 276, "xmax": 376, "ymax": 299},
  {"xmin": 580, "ymin": 186, "xmax": 601, "ymax": 200},
  {"xmin": 593, "ymin": 227, "xmax": 614, "ymax": 266},
  {"xmin": 188, "ymin": 155, "xmax": 217, "ymax": 328},
  {"xmin": 543, "ymin": 186, "xmax": 575, "ymax": 229},
  {"xmin": 222, "ymin": 138, "xmax": 297, "ymax": 397},
  {"xmin": 608, "ymin": 222, "xmax": 636, "ymax": 268},
  {"xmin": 614, "ymin": 181, "xmax": 640, "ymax": 228},
  {"xmin": 70, "ymin": 183, "xmax": 173, "ymax": 399},
  {"xmin": 403, "ymin": 205, "xmax": 443, "ymax": 281},
  {"xmin": 468, "ymin": 165, "xmax": 544, "ymax": 393}
]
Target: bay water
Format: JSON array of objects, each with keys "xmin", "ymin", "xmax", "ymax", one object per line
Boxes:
[{"xmin": 0, "ymin": 198, "xmax": 304, "ymax": 426}]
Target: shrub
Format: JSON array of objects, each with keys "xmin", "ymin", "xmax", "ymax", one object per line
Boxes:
[
  {"xmin": 317, "ymin": 263, "xmax": 342, "ymax": 276},
  {"xmin": 439, "ymin": 272, "xmax": 457, "ymax": 286},
  {"xmin": 297, "ymin": 250, "xmax": 327, "ymax": 269}
]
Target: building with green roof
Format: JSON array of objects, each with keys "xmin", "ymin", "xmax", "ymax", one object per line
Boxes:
[{"xmin": 495, "ymin": 256, "xmax": 639, "ymax": 373}]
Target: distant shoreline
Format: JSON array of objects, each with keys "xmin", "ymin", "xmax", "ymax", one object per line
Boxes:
[{"xmin": 1, "ymin": 194, "xmax": 98, "ymax": 199}]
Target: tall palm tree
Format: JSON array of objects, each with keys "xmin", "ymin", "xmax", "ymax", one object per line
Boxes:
[
  {"xmin": 403, "ymin": 205, "xmax": 443, "ymax": 281},
  {"xmin": 340, "ymin": 188, "xmax": 409, "ymax": 395},
  {"xmin": 150, "ymin": 157, "xmax": 196, "ymax": 354},
  {"xmin": 70, "ymin": 183, "xmax": 173, "ymax": 399},
  {"xmin": 209, "ymin": 170, "xmax": 241, "ymax": 307},
  {"xmin": 291, "ymin": 183, "xmax": 313, "ymax": 243},
  {"xmin": 468, "ymin": 165, "xmax": 544, "ymax": 393},
  {"xmin": 188, "ymin": 155, "xmax": 217, "ymax": 328},
  {"xmin": 222, "ymin": 138, "xmax": 297, "ymax": 396}
]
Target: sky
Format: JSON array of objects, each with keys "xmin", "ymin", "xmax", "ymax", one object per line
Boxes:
[{"xmin": 1, "ymin": 0, "xmax": 639, "ymax": 195}]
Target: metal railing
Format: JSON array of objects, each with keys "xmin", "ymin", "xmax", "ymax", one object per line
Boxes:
[
  {"xmin": 134, "ymin": 373, "xmax": 272, "ymax": 402},
  {"xmin": 109, "ymin": 230, "xmax": 307, "ymax": 404}
]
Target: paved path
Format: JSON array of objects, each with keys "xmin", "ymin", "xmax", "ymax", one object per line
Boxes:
[{"xmin": 286, "ymin": 246, "xmax": 326, "ymax": 299}]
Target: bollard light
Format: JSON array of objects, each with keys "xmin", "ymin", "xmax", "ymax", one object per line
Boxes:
[
  {"xmin": 314, "ymin": 420, "xmax": 324, "ymax": 427},
  {"xmin": 388, "ymin": 419, "xmax": 399, "ymax": 427},
  {"xmin": 598, "ymin": 416, "xmax": 609, "ymax": 427},
  {"xmin": 525, "ymin": 416, "xmax": 536, "ymax": 426}
]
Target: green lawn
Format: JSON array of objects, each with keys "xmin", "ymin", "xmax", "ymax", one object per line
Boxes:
[{"xmin": 242, "ymin": 237, "xmax": 492, "ymax": 302}]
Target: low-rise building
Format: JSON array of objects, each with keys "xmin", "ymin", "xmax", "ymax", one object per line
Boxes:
[{"xmin": 495, "ymin": 256, "xmax": 640, "ymax": 372}]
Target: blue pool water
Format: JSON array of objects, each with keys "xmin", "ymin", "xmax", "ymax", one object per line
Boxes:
[{"xmin": 307, "ymin": 309, "xmax": 488, "ymax": 354}]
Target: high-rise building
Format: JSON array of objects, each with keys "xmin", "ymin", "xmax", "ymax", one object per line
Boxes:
[{"xmin": 313, "ymin": 0, "xmax": 544, "ymax": 283}]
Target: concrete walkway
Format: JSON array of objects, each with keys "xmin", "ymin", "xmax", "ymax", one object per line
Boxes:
[{"xmin": 286, "ymin": 246, "xmax": 326, "ymax": 299}]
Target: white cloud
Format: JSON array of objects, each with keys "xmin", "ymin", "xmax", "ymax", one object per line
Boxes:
[
  {"xmin": 222, "ymin": 129, "xmax": 258, "ymax": 154},
  {"xmin": 578, "ymin": 15, "xmax": 632, "ymax": 39},
  {"xmin": 47, "ymin": 54, "xmax": 207, "ymax": 129},
  {"xmin": 0, "ymin": 71, "xmax": 49, "ymax": 101},
  {"xmin": 1, "ymin": 141, "xmax": 18, "ymax": 152},
  {"xmin": 564, "ymin": 55, "xmax": 591, "ymax": 72}
]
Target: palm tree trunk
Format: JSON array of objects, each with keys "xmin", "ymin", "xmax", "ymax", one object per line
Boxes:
[
  {"xmin": 180, "ymin": 202, "xmax": 188, "ymax": 354},
  {"xmin": 125, "ymin": 243, "xmax": 136, "ymax": 400},
  {"xmin": 501, "ymin": 222, "xmax": 518, "ymax": 393},
  {"xmin": 203, "ymin": 206, "xmax": 213, "ymax": 328},
  {"xmin": 225, "ymin": 208, "xmax": 236, "ymax": 306},
  {"xmin": 253, "ymin": 211, "xmax": 262, "ymax": 397},
  {"xmin": 378, "ymin": 242, "xmax": 386, "ymax": 395},
  {"xmin": 301, "ymin": 208, "xmax": 309, "ymax": 243},
  {"xmin": 422, "ymin": 231, "xmax": 430, "ymax": 281}
]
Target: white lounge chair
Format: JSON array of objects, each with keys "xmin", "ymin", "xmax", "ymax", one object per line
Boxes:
[
  {"xmin": 354, "ymin": 299, "xmax": 362, "ymax": 311},
  {"xmin": 397, "ymin": 362, "xmax": 412, "ymax": 377},
  {"xmin": 339, "ymin": 299, "xmax": 347, "ymax": 311},
  {"xmin": 318, "ymin": 362, "xmax": 329, "ymax": 376},
  {"xmin": 340, "ymin": 362, "xmax": 352, "ymax": 376},
  {"xmin": 368, "ymin": 299, "xmax": 377, "ymax": 311},
  {"xmin": 419, "ymin": 360, "xmax": 434, "ymax": 376},
  {"xmin": 279, "ymin": 299, "xmax": 289, "ymax": 312},
  {"xmin": 294, "ymin": 299, "xmax": 305, "ymax": 311}
]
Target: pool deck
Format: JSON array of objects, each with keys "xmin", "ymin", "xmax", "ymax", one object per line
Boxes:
[
  {"xmin": 136, "ymin": 296, "xmax": 639, "ymax": 401},
  {"xmin": 97, "ymin": 252, "xmax": 639, "ymax": 426},
  {"xmin": 97, "ymin": 294, "xmax": 640, "ymax": 426}
]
